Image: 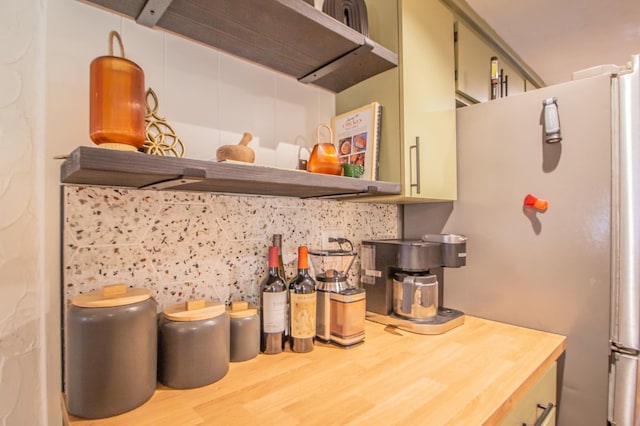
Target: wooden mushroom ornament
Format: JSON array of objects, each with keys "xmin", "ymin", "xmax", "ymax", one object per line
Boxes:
[{"xmin": 216, "ymin": 132, "xmax": 255, "ymax": 163}]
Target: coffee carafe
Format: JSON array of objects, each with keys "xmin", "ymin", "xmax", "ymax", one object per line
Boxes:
[
  {"xmin": 360, "ymin": 234, "xmax": 467, "ymax": 335},
  {"xmin": 393, "ymin": 273, "xmax": 438, "ymax": 320},
  {"xmin": 309, "ymin": 238, "xmax": 365, "ymax": 347}
]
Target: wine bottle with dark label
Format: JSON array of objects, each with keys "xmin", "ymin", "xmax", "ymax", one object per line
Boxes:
[
  {"xmin": 272, "ymin": 234, "xmax": 289, "ymax": 340},
  {"xmin": 260, "ymin": 245, "xmax": 287, "ymax": 354},
  {"xmin": 289, "ymin": 246, "xmax": 316, "ymax": 353}
]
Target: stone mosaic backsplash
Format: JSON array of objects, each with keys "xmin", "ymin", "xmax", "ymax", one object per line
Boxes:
[{"xmin": 62, "ymin": 186, "xmax": 398, "ymax": 310}]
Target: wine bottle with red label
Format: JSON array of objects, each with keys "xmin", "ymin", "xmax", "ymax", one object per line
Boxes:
[
  {"xmin": 260, "ymin": 245, "xmax": 287, "ymax": 354},
  {"xmin": 289, "ymin": 246, "xmax": 317, "ymax": 353}
]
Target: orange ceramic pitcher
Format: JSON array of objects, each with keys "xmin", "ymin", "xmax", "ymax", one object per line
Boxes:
[{"xmin": 307, "ymin": 124, "xmax": 342, "ymax": 175}]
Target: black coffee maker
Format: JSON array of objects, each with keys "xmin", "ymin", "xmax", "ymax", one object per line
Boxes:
[{"xmin": 360, "ymin": 234, "xmax": 467, "ymax": 334}]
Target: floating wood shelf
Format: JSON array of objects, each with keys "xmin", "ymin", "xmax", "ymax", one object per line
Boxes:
[
  {"xmin": 81, "ymin": 0, "xmax": 398, "ymax": 92},
  {"xmin": 60, "ymin": 146, "xmax": 401, "ymax": 200}
]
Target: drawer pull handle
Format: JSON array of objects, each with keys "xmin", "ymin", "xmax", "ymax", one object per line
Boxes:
[{"xmin": 523, "ymin": 402, "xmax": 554, "ymax": 426}]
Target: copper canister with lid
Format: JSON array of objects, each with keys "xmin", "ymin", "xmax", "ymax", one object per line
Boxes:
[
  {"xmin": 65, "ymin": 284, "xmax": 157, "ymax": 419},
  {"xmin": 158, "ymin": 300, "xmax": 230, "ymax": 389}
]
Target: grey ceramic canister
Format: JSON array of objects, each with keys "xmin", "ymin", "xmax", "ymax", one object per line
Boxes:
[
  {"xmin": 227, "ymin": 301, "xmax": 260, "ymax": 362},
  {"xmin": 158, "ymin": 300, "xmax": 230, "ymax": 389},
  {"xmin": 65, "ymin": 284, "xmax": 158, "ymax": 419}
]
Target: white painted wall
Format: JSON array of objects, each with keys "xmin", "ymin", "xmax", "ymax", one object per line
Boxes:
[
  {"xmin": 1, "ymin": 0, "xmax": 337, "ymax": 424},
  {"xmin": 0, "ymin": 0, "xmax": 48, "ymax": 424}
]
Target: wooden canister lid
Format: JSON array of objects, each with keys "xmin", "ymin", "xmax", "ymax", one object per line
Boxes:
[
  {"xmin": 226, "ymin": 301, "xmax": 258, "ymax": 319},
  {"xmin": 71, "ymin": 283, "xmax": 151, "ymax": 308},
  {"xmin": 163, "ymin": 299, "xmax": 226, "ymax": 322}
]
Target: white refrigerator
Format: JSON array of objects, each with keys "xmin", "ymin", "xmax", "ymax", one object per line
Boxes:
[{"xmin": 404, "ymin": 55, "xmax": 640, "ymax": 425}]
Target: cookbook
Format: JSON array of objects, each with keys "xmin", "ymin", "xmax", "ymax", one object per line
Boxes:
[{"xmin": 331, "ymin": 102, "xmax": 382, "ymax": 180}]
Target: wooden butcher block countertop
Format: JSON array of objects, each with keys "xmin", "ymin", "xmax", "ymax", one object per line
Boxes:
[{"xmin": 63, "ymin": 316, "xmax": 566, "ymax": 426}]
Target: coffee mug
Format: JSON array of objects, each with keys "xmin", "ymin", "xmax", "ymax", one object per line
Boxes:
[{"xmin": 342, "ymin": 163, "xmax": 364, "ymax": 178}]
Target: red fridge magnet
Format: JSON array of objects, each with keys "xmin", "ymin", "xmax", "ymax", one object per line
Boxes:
[{"xmin": 524, "ymin": 194, "xmax": 549, "ymax": 212}]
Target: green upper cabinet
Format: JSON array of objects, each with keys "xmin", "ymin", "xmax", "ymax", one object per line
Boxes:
[{"xmin": 337, "ymin": 0, "xmax": 457, "ymax": 203}]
